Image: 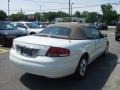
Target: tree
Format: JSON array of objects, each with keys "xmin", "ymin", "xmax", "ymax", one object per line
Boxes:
[
  {"xmin": 34, "ymin": 12, "xmax": 41, "ymax": 21},
  {"xmin": 101, "ymin": 4, "xmax": 112, "ymax": 14},
  {"xmin": 35, "ymin": 11, "xmax": 69, "ymax": 22},
  {"xmin": 47, "ymin": 12, "xmax": 57, "ymax": 22},
  {"xmin": 101, "ymin": 4, "xmax": 118, "ymax": 25},
  {"xmin": 10, "ymin": 13, "xmax": 27, "ymax": 21},
  {"xmin": 86, "ymin": 12, "xmax": 99, "ymax": 23},
  {"xmin": 73, "ymin": 11, "xmax": 81, "ymax": 17},
  {"xmin": 42, "ymin": 12, "xmax": 57, "ymax": 22},
  {"xmin": 81, "ymin": 11, "xmax": 89, "ymax": 18},
  {"xmin": 56, "ymin": 11, "xmax": 69, "ymax": 17},
  {"xmin": 0, "ymin": 10, "xmax": 7, "ymax": 20}
]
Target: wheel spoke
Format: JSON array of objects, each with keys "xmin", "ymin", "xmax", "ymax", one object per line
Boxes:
[{"xmin": 80, "ymin": 59, "xmax": 87, "ymax": 76}]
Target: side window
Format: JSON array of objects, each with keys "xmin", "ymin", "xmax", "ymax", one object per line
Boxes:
[
  {"xmin": 84, "ymin": 27, "xmax": 101, "ymax": 39},
  {"xmin": 17, "ymin": 23, "xmax": 26, "ymax": 28}
]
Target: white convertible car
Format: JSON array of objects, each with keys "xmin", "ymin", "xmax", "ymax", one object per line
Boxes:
[{"xmin": 9, "ymin": 23, "xmax": 109, "ymax": 79}]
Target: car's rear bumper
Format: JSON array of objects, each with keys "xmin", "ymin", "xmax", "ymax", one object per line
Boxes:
[{"xmin": 9, "ymin": 49, "xmax": 79, "ymax": 78}]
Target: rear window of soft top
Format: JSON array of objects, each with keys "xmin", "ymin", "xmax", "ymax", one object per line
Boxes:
[{"xmin": 37, "ymin": 26, "xmax": 71, "ymax": 39}]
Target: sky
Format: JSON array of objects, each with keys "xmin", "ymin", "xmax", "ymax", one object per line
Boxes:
[{"xmin": 0, "ymin": 0, "xmax": 120, "ymax": 15}]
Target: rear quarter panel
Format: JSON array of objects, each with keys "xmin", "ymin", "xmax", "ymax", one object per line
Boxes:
[{"xmin": 68, "ymin": 40, "xmax": 96, "ymax": 64}]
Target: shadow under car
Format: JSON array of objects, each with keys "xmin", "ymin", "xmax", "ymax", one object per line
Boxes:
[{"xmin": 20, "ymin": 52, "xmax": 118, "ymax": 90}]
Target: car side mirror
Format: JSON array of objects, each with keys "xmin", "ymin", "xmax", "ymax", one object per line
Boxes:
[
  {"xmin": 103, "ymin": 34, "xmax": 107, "ymax": 37},
  {"xmin": 23, "ymin": 26, "xmax": 27, "ymax": 30}
]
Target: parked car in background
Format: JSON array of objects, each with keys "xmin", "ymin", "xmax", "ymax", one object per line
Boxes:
[
  {"xmin": 97, "ymin": 23, "xmax": 108, "ymax": 30},
  {"xmin": 115, "ymin": 21, "xmax": 120, "ymax": 41},
  {"xmin": 12, "ymin": 22, "xmax": 44, "ymax": 35},
  {"xmin": 37, "ymin": 22, "xmax": 54, "ymax": 28},
  {"xmin": 94, "ymin": 22, "xmax": 108, "ymax": 30},
  {"xmin": 36, "ymin": 22, "xmax": 47, "ymax": 28},
  {"xmin": 9, "ymin": 23, "xmax": 109, "ymax": 79},
  {"xmin": 0, "ymin": 21, "xmax": 26, "ymax": 46},
  {"xmin": 89, "ymin": 23, "xmax": 100, "ymax": 30}
]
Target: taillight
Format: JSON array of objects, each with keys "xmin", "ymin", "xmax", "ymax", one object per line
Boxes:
[{"xmin": 46, "ymin": 47, "xmax": 70, "ymax": 57}]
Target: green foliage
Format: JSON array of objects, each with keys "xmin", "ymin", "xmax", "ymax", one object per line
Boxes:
[
  {"xmin": 56, "ymin": 11, "xmax": 69, "ymax": 17},
  {"xmin": 46, "ymin": 12, "xmax": 57, "ymax": 22},
  {"xmin": 34, "ymin": 12, "xmax": 41, "ymax": 21},
  {"xmin": 40, "ymin": 12, "xmax": 57, "ymax": 22},
  {"xmin": 101, "ymin": 4, "xmax": 118, "ymax": 25},
  {"xmin": 10, "ymin": 13, "xmax": 27, "ymax": 21},
  {"xmin": 34, "ymin": 11, "xmax": 69, "ymax": 22},
  {"xmin": 1, "ymin": 4, "xmax": 117, "ymax": 24},
  {"xmin": 0, "ymin": 10, "xmax": 7, "ymax": 20},
  {"xmin": 101, "ymin": 4, "xmax": 112, "ymax": 14},
  {"xmin": 63, "ymin": 17, "xmax": 69, "ymax": 22},
  {"xmin": 86, "ymin": 12, "xmax": 99, "ymax": 23},
  {"xmin": 81, "ymin": 11, "xmax": 89, "ymax": 18},
  {"xmin": 73, "ymin": 11, "xmax": 81, "ymax": 17}
]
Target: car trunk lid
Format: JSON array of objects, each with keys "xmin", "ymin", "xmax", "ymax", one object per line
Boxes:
[{"xmin": 13, "ymin": 36, "xmax": 71, "ymax": 57}]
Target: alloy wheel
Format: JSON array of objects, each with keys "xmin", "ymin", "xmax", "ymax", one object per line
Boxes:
[{"xmin": 79, "ymin": 59, "xmax": 87, "ymax": 77}]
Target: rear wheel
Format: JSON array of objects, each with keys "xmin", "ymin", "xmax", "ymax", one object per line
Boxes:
[
  {"xmin": 102, "ymin": 44, "xmax": 109, "ymax": 56},
  {"xmin": 30, "ymin": 32, "xmax": 36, "ymax": 35},
  {"xmin": 75, "ymin": 55, "xmax": 88, "ymax": 79}
]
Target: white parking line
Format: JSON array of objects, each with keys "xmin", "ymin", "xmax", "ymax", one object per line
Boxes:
[{"xmin": 0, "ymin": 49, "xmax": 10, "ymax": 54}]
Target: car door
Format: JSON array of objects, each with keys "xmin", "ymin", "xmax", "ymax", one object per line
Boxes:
[
  {"xmin": 88, "ymin": 27, "xmax": 107, "ymax": 57},
  {"xmin": 83, "ymin": 27, "xmax": 97, "ymax": 62},
  {"xmin": 17, "ymin": 23, "xmax": 28, "ymax": 34}
]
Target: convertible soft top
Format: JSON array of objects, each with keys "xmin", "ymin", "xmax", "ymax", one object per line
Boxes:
[{"xmin": 48, "ymin": 22, "xmax": 90, "ymax": 40}]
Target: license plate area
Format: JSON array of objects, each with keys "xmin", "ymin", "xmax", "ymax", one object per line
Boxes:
[
  {"xmin": 16, "ymin": 46, "xmax": 39, "ymax": 58},
  {"xmin": 21, "ymin": 48, "xmax": 33, "ymax": 57}
]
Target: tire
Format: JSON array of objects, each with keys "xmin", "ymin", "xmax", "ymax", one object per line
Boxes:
[
  {"xmin": 74, "ymin": 55, "xmax": 88, "ymax": 79},
  {"xmin": 115, "ymin": 37, "xmax": 119, "ymax": 41},
  {"xmin": 30, "ymin": 32, "xmax": 36, "ymax": 35},
  {"xmin": 102, "ymin": 44, "xmax": 109, "ymax": 56}
]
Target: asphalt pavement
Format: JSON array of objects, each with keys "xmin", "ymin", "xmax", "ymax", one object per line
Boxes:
[{"xmin": 0, "ymin": 30, "xmax": 120, "ymax": 90}]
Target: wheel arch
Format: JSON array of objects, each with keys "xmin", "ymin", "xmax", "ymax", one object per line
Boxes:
[
  {"xmin": 81, "ymin": 52, "xmax": 89, "ymax": 63},
  {"xmin": 29, "ymin": 32, "xmax": 36, "ymax": 35}
]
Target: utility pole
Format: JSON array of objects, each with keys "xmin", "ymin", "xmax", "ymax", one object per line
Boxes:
[
  {"xmin": 69, "ymin": 0, "xmax": 71, "ymax": 22},
  {"xmin": 71, "ymin": 3, "xmax": 72, "ymax": 18},
  {"xmin": 71, "ymin": 3, "xmax": 74, "ymax": 19},
  {"xmin": 8, "ymin": 0, "xmax": 10, "ymax": 19},
  {"xmin": 39, "ymin": 5, "xmax": 41, "ymax": 22},
  {"xmin": 20, "ymin": 8, "xmax": 23, "ymax": 20},
  {"xmin": 20, "ymin": 8, "xmax": 23, "ymax": 14}
]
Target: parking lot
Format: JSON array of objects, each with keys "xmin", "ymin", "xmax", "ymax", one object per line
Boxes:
[
  {"xmin": 0, "ymin": 30, "xmax": 120, "ymax": 90},
  {"xmin": 0, "ymin": 47, "xmax": 10, "ymax": 54}
]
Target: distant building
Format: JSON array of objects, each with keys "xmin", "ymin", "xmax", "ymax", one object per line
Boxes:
[
  {"xmin": 27, "ymin": 14, "xmax": 35, "ymax": 21},
  {"xmin": 55, "ymin": 18, "xmax": 64, "ymax": 23},
  {"xmin": 71, "ymin": 17, "xmax": 86, "ymax": 23}
]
